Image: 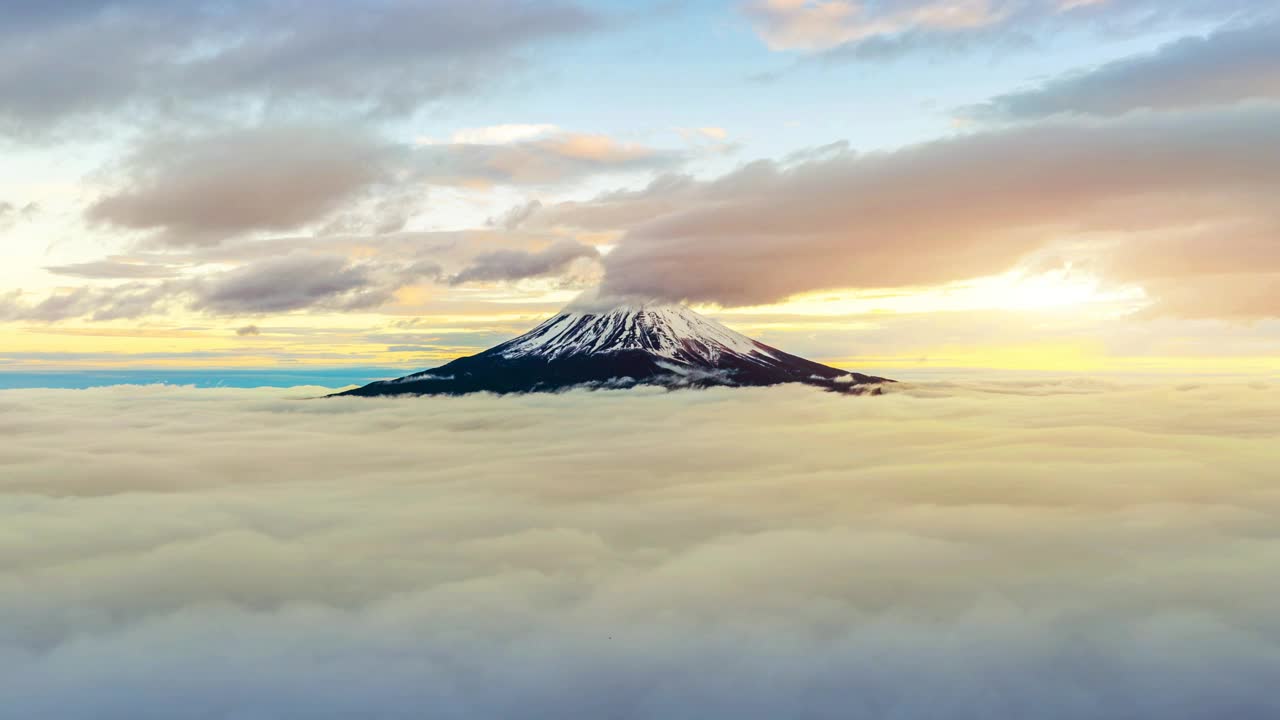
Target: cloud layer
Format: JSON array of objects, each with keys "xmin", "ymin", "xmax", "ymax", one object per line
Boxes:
[
  {"xmin": 0, "ymin": 0, "xmax": 598, "ymax": 135},
  {"xmin": 83, "ymin": 124, "xmax": 685, "ymax": 248},
  {"xmin": 5, "ymin": 251, "xmax": 446, "ymax": 321},
  {"xmin": 3, "ymin": 380, "xmax": 1279, "ymax": 719},
  {"xmin": 512, "ymin": 106, "xmax": 1280, "ymax": 312}
]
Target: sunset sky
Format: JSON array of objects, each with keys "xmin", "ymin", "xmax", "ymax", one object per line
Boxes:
[
  {"xmin": 7, "ymin": 5, "xmax": 1280, "ymax": 716},
  {"xmin": 2, "ymin": 0, "xmax": 1277, "ymax": 382}
]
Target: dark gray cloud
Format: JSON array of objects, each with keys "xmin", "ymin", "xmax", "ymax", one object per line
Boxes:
[
  {"xmin": 0, "ymin": 0, "xmax": 600, "ymax": 136},
  {"xmin": 448, "ymin": 239, "xmax": 600, "ymax": 285},
  {"xmin": 85, "ymin": 126, "xmax": 682, "ymax": 247},
  {"xmin": 0, "ymin": 289, "xmax": 94, "ymax": 323},
  {"xmin": 2, "ymin": 382, "xmax": 1280, "ymax": 718},
  {"xmin": 191, "ymin": 254, "xmax": 399, "ymax": 315},
  {"xmin": 0, "ymin": 283, "xmax": 179, "ymax": 322},
  {"xmin": 44, "ymin": 260, "xmax": 183, "ymax": 280},
  {"xmin": 968, "ymin": 19, "xmax": 1280, "ymax": 120},
  {"xmin": 520, "ymin": 172, "xmax": 700, "ymax": 232},
  {"xmin": 2, "ymin": 226, "xmax": 598, "ymax": 322},
  {"xmin": 87, "ymin": 126, "xmax": 400, "ymax": 246},
  {"xmin": 6, "ymin": 252, "xmax": 438, "ymax": 322},
  {"xmin": 235, "ymin": 324, "xmax": 262, "ymax": 336},
  {"xmin": 536, "ymin": 105, "xmax": 1280, "ymax": 312},
  {"xmin": 185, "ymin": 251, "xmax": 445, "ymax": 317}
]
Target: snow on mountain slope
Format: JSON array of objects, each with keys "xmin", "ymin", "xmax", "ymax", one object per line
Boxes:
[{"xmin": 487, "ymin": 303, "xmax": 778, "ymax": 364}]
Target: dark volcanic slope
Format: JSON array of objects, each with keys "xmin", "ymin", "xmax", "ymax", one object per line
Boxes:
[{"xmin": 334, "ymin": 303, "xmax": 890, "ymax": 397}]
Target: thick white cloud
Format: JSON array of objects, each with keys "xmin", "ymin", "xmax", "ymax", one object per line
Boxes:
[{"xmin": 2, "ymin": 380, "xmax": 1279, "ymax": 718}]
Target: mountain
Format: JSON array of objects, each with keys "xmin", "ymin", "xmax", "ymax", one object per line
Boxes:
[{"xmin": 333, "ymin": 302, "xmax": 891, "ymax": 397}]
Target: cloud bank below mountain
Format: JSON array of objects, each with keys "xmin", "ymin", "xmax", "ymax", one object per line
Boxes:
[{"xmin": 3, "ymin": 380, "xmax": 1279, "ymax": 719}]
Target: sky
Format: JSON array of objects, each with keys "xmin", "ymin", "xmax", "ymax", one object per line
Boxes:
[{"xmin": 2, "ymin": 0, "xmax": 1278, "ymax": 384}]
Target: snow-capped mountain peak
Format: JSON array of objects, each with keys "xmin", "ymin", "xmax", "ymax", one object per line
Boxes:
[
  {"xmin": 488, "ymin": 303, "xmax": 777, "ymax": 364},
  {"xmin": 334, "ymin": 300, "xmax": 890, "ymax": 397}
]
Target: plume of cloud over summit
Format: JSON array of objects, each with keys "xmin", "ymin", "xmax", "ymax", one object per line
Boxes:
[
  {"xmin": 1, "ymin": 380, "xmax": 1279, "ymax": 719},
  {"xmin": 584, "ymin": 105, "xmax": 1280, "ymax": 314}
]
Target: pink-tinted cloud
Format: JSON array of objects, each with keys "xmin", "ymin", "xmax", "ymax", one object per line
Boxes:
[
  {"xmin": 745, "ymin": 0, "xmax": 1005, "ymax": 52},
  {"xmin": 745, "ymin": 0, "xmax": 1267, "ymax": 60},
  {"xmin": 415, "ymin": 131, "xmax": 687, "ymax": 186}
]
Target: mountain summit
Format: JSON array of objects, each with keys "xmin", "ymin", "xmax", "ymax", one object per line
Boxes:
[{"xmin": 334, "ymin": 302, "xmax": 891, "ymax": 397}]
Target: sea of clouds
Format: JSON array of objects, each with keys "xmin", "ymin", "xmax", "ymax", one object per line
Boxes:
[{"xmin": 2, "ymin": 379, "xmax": 1279, "ymax": 719}]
